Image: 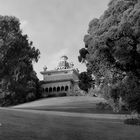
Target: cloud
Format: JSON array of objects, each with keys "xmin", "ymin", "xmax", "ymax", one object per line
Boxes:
[
  {"xmin": 20, "ymin": 20, "xmax": 28, "ymax": 29},
  {"xmin": 47, "ymin": 48, "xmax": 69, "ymax": 70}
]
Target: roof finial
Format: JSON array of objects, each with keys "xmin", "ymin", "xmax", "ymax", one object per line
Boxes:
[{"xmin": 43, "ymin": 65, "xmax": 47, "ymax": 72}]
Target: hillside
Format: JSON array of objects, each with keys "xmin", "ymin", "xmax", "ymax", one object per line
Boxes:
[{"xmin": 13, "ymin": 96, "xmax": 106, "ymax": 108}]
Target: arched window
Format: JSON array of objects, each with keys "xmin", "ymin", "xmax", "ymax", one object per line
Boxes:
[
  {"xmin": 61, "ymin": 86, "xmax": 64, "ymax": 91},
  {"xmin": 45, "ymin": 88, "xmax": 48, "ymax": 92},
  {"xmin": 57, "ymin": 87, "xmax": 60, "ymax": 92},
  {"xmin": 53, "ymin": 87, "xmax": 56, "ymax": 92},
  {"xmin": 65, "ymin": 86, "xmax": 69, "ymax": 91},
  {"xmin": 49, "ymin": 87, "xmax": 52, "ymax": 92}
]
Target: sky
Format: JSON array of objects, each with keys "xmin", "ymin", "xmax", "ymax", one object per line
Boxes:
[{"xmin": 0, "ymin": 0, "xmax": 110, "ymax": 80}]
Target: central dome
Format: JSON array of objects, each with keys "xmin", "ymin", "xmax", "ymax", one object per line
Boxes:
[
  {"xmin": 60, "ymin": 55, "xmax": 68, "ymax": 61},
  {"xmin": 57, "ymin": 56, "xmax": 70, "ymax": 70}
]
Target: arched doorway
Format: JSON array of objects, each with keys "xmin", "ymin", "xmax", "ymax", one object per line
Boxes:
[
  {"xmin": 65, "ymin": 86, "xmax": 69, "ymax": 91},
  {"xmin": 49, "ymin": 87, "xmax": 52, "ymax": 92},
  {"xmin": 45, "ymin": 88, "xmax": 48, "ymax": 92},
  {"xmin": 61, "ymin": 86, "xmax": 64, "ymax": 91},
  {"xmin": 57, "ymin": 87, "xmax": 60, "ymax": 92},
  {"xmin": 53, "ymin": 87, "xmax": 56, "ymax": 92}
]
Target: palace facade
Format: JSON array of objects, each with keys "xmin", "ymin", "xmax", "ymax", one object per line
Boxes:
[{"xmin": 40, "ymin": 56, "xmax": 79, "ymax": 97}]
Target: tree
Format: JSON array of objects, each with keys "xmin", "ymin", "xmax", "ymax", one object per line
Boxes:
[
  {"xmin": 0, "ymin": 16, "xmax": 40, "ymax": 106},
  {"xmin": 78, "ymin": 48, "xmax": 88, "ymax": 63},
  {"xmin": 79, "ymin": 0, "xmax": 140, "ymax": 112},
  {"xmin": 78, "ymin": 72, "xmax": 93, "ymax": 93}
]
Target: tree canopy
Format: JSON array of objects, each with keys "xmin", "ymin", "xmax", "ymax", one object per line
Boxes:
[
  {"xmin": 0, "ymin": 16, "xmax": 41, "ymax": 106},
  {"xmin": 79, "ymin": 0, "xmax": 140, "ymax": 112},
  {"xmin": 78, "ymin": 71, "xmax": 93, "ymax": 93}
]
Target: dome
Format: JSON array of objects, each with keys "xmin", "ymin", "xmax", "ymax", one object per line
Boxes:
[
  {"xmin": 57, "ymin": 55, "xmax": 70, "ymax": 70},
  {"xmin": 60, "ymin": 55, "xmax": 68, "ymax": 61}
]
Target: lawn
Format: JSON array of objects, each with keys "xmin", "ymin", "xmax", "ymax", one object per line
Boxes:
[
  {"xmin": 13, "ymin": 96, "xmax": 129, "ymax": 114},
  {"xmin": 0, "ymin": 108, "xmax": 140, "ymax": 140},
  {"xmin": 0, "ymin": 96, "xmax": 139, "ymax": 140},
  {"xmin": 13, "ymin": 96, "xmax": 106, "ymax": 108}
]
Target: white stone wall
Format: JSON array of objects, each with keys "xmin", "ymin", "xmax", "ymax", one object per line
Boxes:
[
  {"xmin": 41, "ymin": 67, "xmax": 79, "ymax": 96},
  {"xmin": 44, "ymin": 74, "xmax": 73, "ymax": 81}
]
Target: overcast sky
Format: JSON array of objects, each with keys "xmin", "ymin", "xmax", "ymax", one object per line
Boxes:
[{"xmin": 0, "ymin": 0, "xmax": 110, "ymax": 79}]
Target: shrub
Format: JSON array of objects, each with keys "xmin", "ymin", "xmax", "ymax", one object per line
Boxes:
[
  {"xmin": 96, "ymin": 102, "xmax": 112, "ymax": 110},
  {"xmin": 121, "ymin": 105, "xmax": 129, "ymax": 111},
  {"xmin": 124, "ymin": 118, "xmax": 140, "ymax": 125},
  {"xmin": 26, "ymin": 92, "xmax": 36, "ymax": 102},
  {"xmin": 58, "ymin": 92, "xmax": 67, "ymax": 97},
  {"xmin": 46, "ymin": 92, "xmax": 67, "ymax": 98}
]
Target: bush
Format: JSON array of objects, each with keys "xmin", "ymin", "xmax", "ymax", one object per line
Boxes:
[
  {"xmin": 124, "ymin": 118, "xmax": 140, "ymax": 125},
  {"xmin": 26, "ymin": 92, "xmax": 36, "ymax": 102},
  {"xmin": 58, "ymin": 92, "xmax": 67, "ymax": 97},
  {"xmin": 96, "ymin": 102, "xmax": 112, "ymax": 110},
  {"xmin": 121, "ymin": 105, "xmax": 129, "ymax": 111},
  {"xmin": 46, "ymin": 92, "xmax": 67, "ymax": 98}
]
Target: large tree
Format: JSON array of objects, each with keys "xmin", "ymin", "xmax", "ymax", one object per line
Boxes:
[
  {"xmin": 78, "ymin": 71, "xmax": 93, "ymax": 93},
  {"xmin": 0, "ymin": 16, "xmax": 40, "ymax": 106},
  {"xmin": 79, "ymin": 0, "xmax": 140, "ymax": 112}
]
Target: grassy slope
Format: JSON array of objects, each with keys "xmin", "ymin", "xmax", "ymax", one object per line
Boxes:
[
  {"xmin": 13, "ymin": 96, "xmax": 128, "ymax": 114},
  {"xmin": 13, "ymin": 96, "xmax": 106, "ymax": 108},
  {"xmin": 0, "ymin": 108, "xmax": 140, "ymax": 140},
  {"xmin": 0, "ymin": 96, "xmax": 138, "ymax": 140}
]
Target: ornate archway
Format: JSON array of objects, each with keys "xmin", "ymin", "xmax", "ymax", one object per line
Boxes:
[
  {"xmin": 45, "ymin": 88, "xmax": 48, "ymax": 92},
  {"xmin": 65, "ymin": 86, "xmax": 69, "ymax": 91},
  {"xmin": 49, "ymin": 87, "xmax": 52, "ymax": 92},
  {"xmin": 53, "ymin": 87, "xmax": 56, "ymax": 92},
  {"xmin": 61, "ymin": 86, "xmax": 64, "ymax": 91},
  {"xmin": 57, "ymin": 86, "xmax": 60, "ymax": 92}
]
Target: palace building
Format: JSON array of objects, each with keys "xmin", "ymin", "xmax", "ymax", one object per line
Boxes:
[{"xmin": 40, "ymin": 55, "xmax": 80, "ymax": 97}]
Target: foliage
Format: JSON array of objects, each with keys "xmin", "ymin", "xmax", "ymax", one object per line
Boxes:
[
  {"xmin": 96, "ymin": 102, "xmax": 112, "ymax": 110},
  {"xmin": 0, "ymin": 16, "xmax": 41, "ymax": 106},
  {"xmin": 46, "ymin": 92, "xmax": 67, "ymax": 98},
  {"xmin": 78, "ymin": 48, "xmax": 88, "ymax": 63},
  {"xmin": 79, "ymin": 0, "xmax": 140, "ymax": 112},
  {"xmin": 124, "ymin": 118, "xmax": 140, "ymax": 125},
  {"xmin": 78, "ymin": 71, "xmax": 93, "ymax": 93},
  {"xmin": 120, "ymin": 73, "xmax": 140, "ymax": 113}
]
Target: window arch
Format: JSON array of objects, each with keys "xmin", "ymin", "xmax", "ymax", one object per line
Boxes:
[
  {"xmin": 61, "ymin": 86, "xmax": 64, "ymax": 91},
  {"xmin": 45, "ymin": 88, "xmax": 48, "ymax": 92},
  {"xmin": 53, "ymin": 87, "xmax": 56, "ymax": 92},
  {"xmin": 49, "ymin": 87, "xmax": 52, "ymax": 92},
  {"xmin": 65, "ymin": 86, "xmax": 69, "ymax": 91},
  {"xmin": 57, "ymin": 87, "xmax": 60, "ymax": 92}
]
